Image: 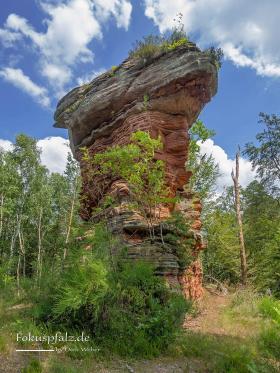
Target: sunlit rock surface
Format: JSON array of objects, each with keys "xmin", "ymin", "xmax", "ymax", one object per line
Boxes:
[{"xmin": 54, "ymin": 43, "xmax": 217, "ymax": 299}]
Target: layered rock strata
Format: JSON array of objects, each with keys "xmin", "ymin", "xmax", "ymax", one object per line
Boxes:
[{"xmin": 54, "ymin": 43, "xmax": 217, "ymax": 299}]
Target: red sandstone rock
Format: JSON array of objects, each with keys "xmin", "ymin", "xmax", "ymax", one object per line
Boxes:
[{"xmin": 54, "ymin": 43, "xmax": 218, "ymax": 299}]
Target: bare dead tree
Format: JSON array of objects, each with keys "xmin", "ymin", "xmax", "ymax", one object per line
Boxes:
[{"xmin": 231, "ymin": 147, "xmax": 248, "ymax": 285}]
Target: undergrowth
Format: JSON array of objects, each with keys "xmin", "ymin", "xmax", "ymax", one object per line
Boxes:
[
  {"xmin": 1, "ymin": 227, "xmax": 279, "ymax": 371},
  {"xmin": 28, "ymin": 223, "xmax": 190, "ymax": 358}
]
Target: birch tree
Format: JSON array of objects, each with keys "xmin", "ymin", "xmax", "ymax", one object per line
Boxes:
[{"xmin": 231, "ymin": 147, "xmax": 248, "ymax": 285}]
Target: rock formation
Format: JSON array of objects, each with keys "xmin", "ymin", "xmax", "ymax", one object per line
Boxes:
[{"xmin": 54, "ymin": 42, "xmax": 217, "ymax": 299}]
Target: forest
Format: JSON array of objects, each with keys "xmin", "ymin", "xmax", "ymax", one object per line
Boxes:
[
  {"xmin": 0, "ymin": 0, "xmax": 279, "ymax": 371},
  {"xmin": 0, "ymin": 112, "xmax": 279, "ymax": 373}
]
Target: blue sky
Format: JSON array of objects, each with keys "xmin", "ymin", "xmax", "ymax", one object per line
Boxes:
[{"xmin": 0, "ymin": 0, "xmax": 279, "ymax": 186}]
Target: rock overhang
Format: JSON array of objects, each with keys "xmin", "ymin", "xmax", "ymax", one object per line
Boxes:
[
  {"xmin": 53, "ymin": 41, "xmax": 219, "ymax": 299},
  {"xmin": 54, "ymin": 43, "xmax": 218, "ymax": 157}
]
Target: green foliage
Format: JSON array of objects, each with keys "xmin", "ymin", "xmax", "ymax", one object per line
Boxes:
[
  {"xmin": 0, "ymin": 113, "xmax": 279, "ymax": 368},
  {"xmin": 129, "ymin": 35, "xmax": 164, "ymax": 60},
  {"xmin": 143, "ymin": 93, "xmax": 149, "ymax": 111},
  {"xmin": 31, "ymin": 223, "xmax": 111, "ymax": 322},
  {"xmin": 258, "ymin": 327, "xmax": 280, "ymax": 360},
  {"xmin": 257, "ymin": 297, "xmax": 280, "ymax": 360},
  {"xmin": 47, "ymin": 360, "xmax": 79, "ymax": 373},
  {"xmin": 52, "ymin": 257, "xmax": 108, "ymax": 323},
  {"xmin": 109, "ymin": 65, "xmax": 118, "ymax": 77},
  {"xmin": 96, "ymin": 261, "xmax": 190, "ymax": 357},
  {"xmin": 83, "ymin": 131, "xmax": 173, "ymax": 239},
  {"xmin": 0, "ymin": 263, "xmax": 15, "ymax": 291},
  {"xmin": 101, "ymin": 195, "xmax": 115, "ymax": 209},
  {"xmin": 244, "ymin": 113, "xmax": 280, "ymax": 196},
  {"xmin": 243, "ymin": 181, "xmax": 280, "ymax": 295},
  {"xmin": 202, "ymin": 190, "xmax": 241, "ymax": 284},
  {"xmin": 129, "ymin": 14, "xmax": 189, "ymax": 61},
  {"xmin": 0, "ymin": 135, "xmax": 80, "ymax": 291},
  {"xmin": 32, "ymin": 221, "xmax": 189, "ymax": 358},
  {"xmin": 179, "ymin": 332, "xmax": 273, "ymax": 373},
  {"xmin": 164, "ymin": 211, "xmax": 195, "ymax": 269},
  {"xmin": 22, "ymin": 359, "xmax": 42, "ymax": 373},
  {"xmin": 163, "ymin": 37, "xmax": 188, "ymax": 51},
  {"xmin": 28, "ymin": 260, "xmax": 62, "ymax": 321},
  {"xmin": 202, "ymin": 178, "xmax": 280, "ymax": 293},
  {"xmin": 189, "ymin": 119, "xmax": 216, "ymax": 144},
  {"xmin": 258, "ymin": 296, "xmax": 280, "ymax": 325},
  {"xmin": 187, "ymin": 120, "xmax": 219, "ymax": 202},
  {"xmin": 204, "ymin": 46, "xmax": 224, "ymax": 69}
]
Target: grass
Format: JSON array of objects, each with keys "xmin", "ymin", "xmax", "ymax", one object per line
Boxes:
[
  {"xmin": 22, "ymin": 359, "xmax": 43, "ymax": 373},
  {"xmin": 0, "ymin": 286, "xmax": 279, "ymax": 372},
  {"xmin": 222, "ymin": 288, "xmax": 263, "ymax": 336},
  {"xmin": 175, "ymin": 288, "xmax": 280, "ymax": 372},
  {"xmin": 129, "ymin": 34, "xmax": 189, "ymax": 61},
  {"xmin": 45, "ymin": 358, "xmax": 80, "ymax": 373},
  {"xmin": 258, "ymin": 296, "xmax": 280, "ymax": 321},
  {"xmin": 177, "ymin": 332, "xmax": 273, "ymax": 373}
]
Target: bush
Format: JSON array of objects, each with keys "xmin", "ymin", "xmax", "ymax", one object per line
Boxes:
[
  {"xmin": 129, "ymin": 16, "xmax": 189, "ymax": 62},
  {"xmin": 52, "ymin": 258, "xmax": 108, "ymax": 325},
  {"xmin": 258, "ymin": 296, "xmax": 280, "ymax": 324},
  {"xmin": 162, "ymin": 37, "xmax": 188, "ymax": 51},
  {"xmin": 34, "ymin": 230, "xmax": 190, "ymax": 357},
  {"xmin": 0, "ymin": 263, "xmax": 16, "ymax": 300},
  {"xmin": 97, "ymin": 262, "xmax": 190, "ymax": 357},
  {"xmin": 164, "ymin": 211, "xmax": 195, "ymax": 269},
  {"xmin": 129, "ymin": 35, "xmax": 164, "ymax": 60},
  {"xmin": 258, "ymin": 326, "xmax": 280, "ymax": 360},
  {"xmin": 204, "ymin": 46, "xmax": 224, "ymax": 69},
  {"xmin": 257, "ymin": 296, "xmax": 280, "ymax": 360}
]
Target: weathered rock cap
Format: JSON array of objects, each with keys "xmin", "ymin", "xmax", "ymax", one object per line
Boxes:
[{"xmin": 54, "ymin": 43, "xmax": 218, "ymax": 155}]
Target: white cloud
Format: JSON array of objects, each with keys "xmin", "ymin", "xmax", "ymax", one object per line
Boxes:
[
  {"xmin": 76, "ymin": 68, "xmax": 106, "ymax": 85},
  {"xmin": 94, "ymin": 0, "xmax": 132, "ymax": 30},
  {"xmin": 144, "ymin": 0, "xmax": 280, "ymax": 78},
  {"xmin": 0, "ymin": 67, "xmax": 50, "ymax": 107},
  {"xmin": 38, "ymin": 136, "xmax": 70, "ymax": 174},
  {"xmin": 223, "ymin": 43, "xmax": 280, "ymax": 78},
  {"xmin": 198, "ymin": 139, "xmax": 256, "ymax": 191},
  {"xmin": 0, "ymin": 0, "xmax": 133, "ymax": 96},
  {"xmin": 0, "ymin": 28, "xmax": 22, "ymax": 47},
  {"xmin": 41, "ymin": 63, "xmax": 72, "ymax": 98},
  {"xmin": 0, "ymin": 136, "xmax": 70, "ymax": 174},
  {"xmin": 0, "ymin": 139, "xmax": 13, "ymax": 152},
  {"xmin": 0, "ymin": 135, "xmax": 255, "ymax": 187}
]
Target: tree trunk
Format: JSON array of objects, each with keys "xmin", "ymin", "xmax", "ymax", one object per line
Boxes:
[
  {"xmin": 19, "ymin": 229, "xmax": 25, "ymax": 278},
  {"xmin": 9, "ymin": 214, "xmax": 20, "ymax": 271},
  {"xmin": 9, "ymin": 230, "xmax": 16, "ymax": 263},
  {"xmin": 16, "ymin": 252, "xmax": 21, "ymax": 297},
  {"xmin": 231, "ymin": 148, "xmax": 248, "ymax": 285},
  {"xmin": 0, "ymin": 194, "xmax": 4, "ymax": 238},
  {"xmin": 37, "ymin": 208, "xmax": 43, "ymax": 282},
  {"xmin": 64, "ymin": 177, "xmax": 78, "ymax": 260}
]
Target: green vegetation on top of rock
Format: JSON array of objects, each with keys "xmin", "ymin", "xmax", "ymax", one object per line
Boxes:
[{"xmin": 128, "ymin": 13, "xmax": 191, "ymax": 62}]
